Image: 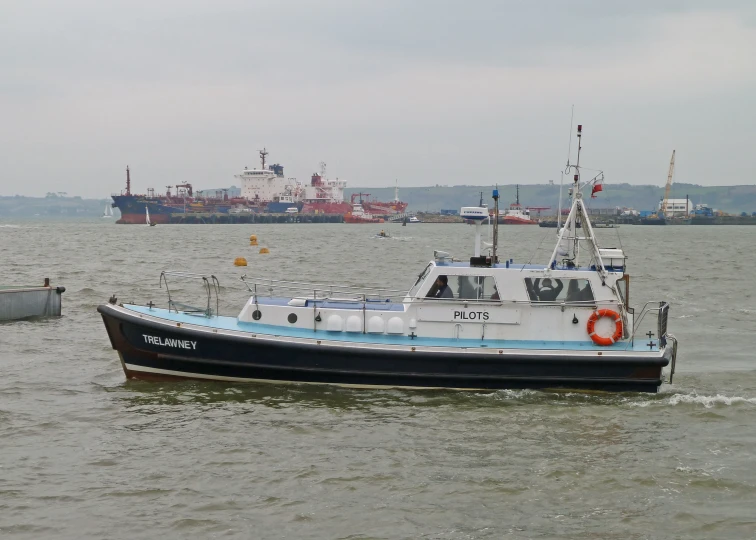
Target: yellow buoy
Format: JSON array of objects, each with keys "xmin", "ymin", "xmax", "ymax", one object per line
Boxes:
[
  {"xmin": 259, "ymin": 247, "xmax": 270, "ymax": 254},
  {"xmin": 234, "ymin": 257, "xmax": 248, "ymax": 266},
  {"xmin": 249, "ymin": 235, "xmax": 258, "ymax": 246}
]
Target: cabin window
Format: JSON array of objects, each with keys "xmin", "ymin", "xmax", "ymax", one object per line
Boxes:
[
  {"xmin": 524, "ymin": 278, "xmax": 594, "ymax": 303},
  {"xmin": 408, "ymin": 264, "xmax": 433, "ymax": 297},
  {"xmin": 426, "ymin": 275, "xmax": 497, "ymax": 300}
]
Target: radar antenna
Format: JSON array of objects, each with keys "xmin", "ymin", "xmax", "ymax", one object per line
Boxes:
[{"xmin": 259, "ymin": 148, "xmax": 268, "ymax": 170}]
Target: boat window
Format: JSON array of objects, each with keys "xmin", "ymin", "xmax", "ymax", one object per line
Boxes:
[
  {"xmin": 524, "ymin": 278, "xmax": 594, "ymax": 303},
  {"xmin": 426, "ymin": 275, "xmax": 497, "ymax": 300},
  {"xmin": 408, "ymin": 264, "xmax": 433, "ymax": 297}
]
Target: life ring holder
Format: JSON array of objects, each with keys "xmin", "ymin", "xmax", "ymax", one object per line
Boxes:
[{"xmin": 587, "ymin": 309, "xmax": 623, "ymax": 346}]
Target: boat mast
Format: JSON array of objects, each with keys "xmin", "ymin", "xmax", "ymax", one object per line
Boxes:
[
  {"xmin": 259, "ymin": 148, "xmax": 268, "ymax": 170},
  {"xmin": 547, "ymin": 124, "xmax": 607, "ymax": 278},
  {"xmin": 569, "ymin": 125, "xmax": 583, "ymax": 261},
  {"xmin": 558, "ymin": 106, "xmax": 574, "ymax": 230},
  {"xmin": 126, "ymin": 166, "xmax": 131, "ymax": 196},
  {"xmin": 492, "ymin": 188, "xmax": 499, "ymax": 263}
]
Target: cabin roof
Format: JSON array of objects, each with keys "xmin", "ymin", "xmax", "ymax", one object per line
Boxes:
[{"xmin": 432, "ymin": 261, "xmax": 609, "ymax": 273}]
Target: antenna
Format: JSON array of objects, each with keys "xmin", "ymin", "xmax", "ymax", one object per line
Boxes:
[
  {"xmin": 259, "ymin": 148, "xmax": 268, "ymax": 170},
  {"xmin": 320, "ymin": 161, "xmax": 327, "ymax": 177},
  {"xmin": 558, "ymin": 106, "xmax": 574, "ymax": 229},
  {"xmin": 575, "ymin": 124, "xmax": 583, "ymax": 189}
]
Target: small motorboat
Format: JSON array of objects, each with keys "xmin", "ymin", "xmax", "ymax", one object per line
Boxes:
[{"xmin": 98, "ymin": 126, "xmax": 677, "ymax": 392}]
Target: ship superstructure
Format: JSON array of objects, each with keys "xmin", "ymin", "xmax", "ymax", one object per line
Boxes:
[
  {"xmin": 300, "ymin": 162, "xmax": 352, "ymax": 214},
  {"xmin": 237, "ymin": 149, "xmax": 302, "ymax": 211}
]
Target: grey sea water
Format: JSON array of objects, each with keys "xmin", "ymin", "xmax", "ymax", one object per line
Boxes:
[{"xmin": 1, "ymin": 220, "xmax": 755, "ymax": 539}]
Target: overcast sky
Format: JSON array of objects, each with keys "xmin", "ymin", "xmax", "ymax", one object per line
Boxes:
[{"xmin": 2, "ymin": 0, "xmax": 755, "ymax": 197}]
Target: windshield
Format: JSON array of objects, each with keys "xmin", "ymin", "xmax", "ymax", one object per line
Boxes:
[{"xmin": 407, "ymin": 263, "xmax": 433, "ymax": 297}]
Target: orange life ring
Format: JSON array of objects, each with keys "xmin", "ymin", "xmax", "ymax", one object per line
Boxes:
[{"xmin": 587, "ymin": 309, "xmax": 623, "ymax": 346}]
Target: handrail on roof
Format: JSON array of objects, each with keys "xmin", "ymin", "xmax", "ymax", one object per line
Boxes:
[{"xmin": 239, "ymin": 275, "xmax": 408, "ymax": 300}]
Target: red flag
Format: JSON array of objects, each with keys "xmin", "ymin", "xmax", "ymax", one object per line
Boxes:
[{"xmin": 591, "ymin": 182, "xmax": 603, "ymax": 198}]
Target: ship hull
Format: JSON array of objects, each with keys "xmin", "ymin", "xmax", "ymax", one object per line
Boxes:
[
  {"xmin": 301, "ymin": 202, "xmax": 353, "ymax": 214},
  {"xmin": 639, "ymin": 218, "xmax": 666, "ymax": 225},
  {"xmin": 99, "ymin": 304, "xmax": 670, "ymax": 393},
  {"xmin": 362, "ymin": 202, "xmax": 409, "ymax": 215},
  {"xmin": 112, "ymin": 195, "xmax": 252, "ymax": 223},
  {"xmin": 112, "ymin": 195, "xmax": 175, "ymax": 224},
  {"xmin": 344, "ymin": 215, "xmax": 385, "ymax": 223},
  {"xmin": 266, "ymin": 202, "xmax": 303, "ymax": 213},
  {"xmin": 501, "ymin": 217, "xmax": 537, "ymax": 225}
]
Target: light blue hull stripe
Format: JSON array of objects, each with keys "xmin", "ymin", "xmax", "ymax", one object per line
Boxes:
[{"xmin": 125, "ymin": 305, "xmax": 657, "ymax": 352}]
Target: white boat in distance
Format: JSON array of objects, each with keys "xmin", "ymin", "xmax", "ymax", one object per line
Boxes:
[
  {"xmin": 146, "ymin": 207, "xmax": 155, "ymax": 226},
  {"xmin": 102, "ymin": 204, "xmax": 114, "ymax": 218}
]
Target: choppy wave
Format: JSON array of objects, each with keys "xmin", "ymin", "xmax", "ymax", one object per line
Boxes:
[{"xmin": 632, "ymin": 392, "xmax": 756, "ymax": 408}]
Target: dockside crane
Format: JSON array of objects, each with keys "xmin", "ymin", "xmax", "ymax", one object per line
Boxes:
[{"xmin": 660, "ymin": 150, "xmax": 675, "ymax": 217}]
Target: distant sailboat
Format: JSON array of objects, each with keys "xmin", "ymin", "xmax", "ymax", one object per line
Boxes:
[
  {"xmin": 146, "ymin": 207, "xmax": 156, "ymax": 226},
  {"xmin": 102, "ymin": 204, "xmax": 113, "ymax": 218}
]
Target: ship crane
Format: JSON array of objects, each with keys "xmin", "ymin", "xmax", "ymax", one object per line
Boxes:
[{"xmin": 660, "ymin": 150, "xmax": 676, "ymax": 217}]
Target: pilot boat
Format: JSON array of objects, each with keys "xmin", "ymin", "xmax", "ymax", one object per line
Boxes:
[{"xmin": 98, "ymin": 126, "xmax": 677, "ymax": 392}]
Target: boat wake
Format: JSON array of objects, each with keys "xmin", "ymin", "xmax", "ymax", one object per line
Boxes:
[
  {"xmin": 630, "ymin": 392, "xmax": 756, "ymax": 408},
  {"xmin": 469, "ymin": 387, "xmax": 756, "ymax": 409}
]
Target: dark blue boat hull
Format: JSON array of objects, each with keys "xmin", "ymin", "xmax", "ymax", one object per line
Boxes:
[{"xmin": 99, "ymin": 304, "xmax": 670, "ymax": 392}]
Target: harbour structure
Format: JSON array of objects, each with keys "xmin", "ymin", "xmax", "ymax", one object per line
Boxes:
[
  {"xmin": 640, "ymin": 150, "xmax": 676, "ymax": 225},
  {"xmin": 657, "ymin": 198, "xmax": 692, "ymax": 217},
  {"xmin": 1, "ymin": 278, "xmax": 65, "ymax": 321},
  {"xmin": 98, "ymin": 124, "xmax": 677, "ymax": 392}
]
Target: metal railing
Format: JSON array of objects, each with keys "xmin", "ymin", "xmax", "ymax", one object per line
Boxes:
[
  {"xmin": 240, "ymin": 275, "xmax": 408, "ymax": 303},
  {"xmin": 160, "ymin": 271, "xmax": 220, "ymax": 317},
  {"xmin": 238, "ymin": 275, "xmax": 626, "ymax": 309},
  {"xmin": 624, "ymin": 301, "xmax": 671, "ymax": 349}
]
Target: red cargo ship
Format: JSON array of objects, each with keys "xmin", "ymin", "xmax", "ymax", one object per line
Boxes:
[{"xmin": 352, "ymin": 184, "xmax": 408, "ymax": 216}]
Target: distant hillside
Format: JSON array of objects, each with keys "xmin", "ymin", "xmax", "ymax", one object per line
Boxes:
[
  {"xmin": 346, "ymin": 183, "xmax": 756, "ymax": 215},
  {"xmin": 3, "ymin": 183, "xmax": 756, "ymax": 217},
  {"xmin": 0, "ymin": 194, "xmax": 118, "ymax": 219}
]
